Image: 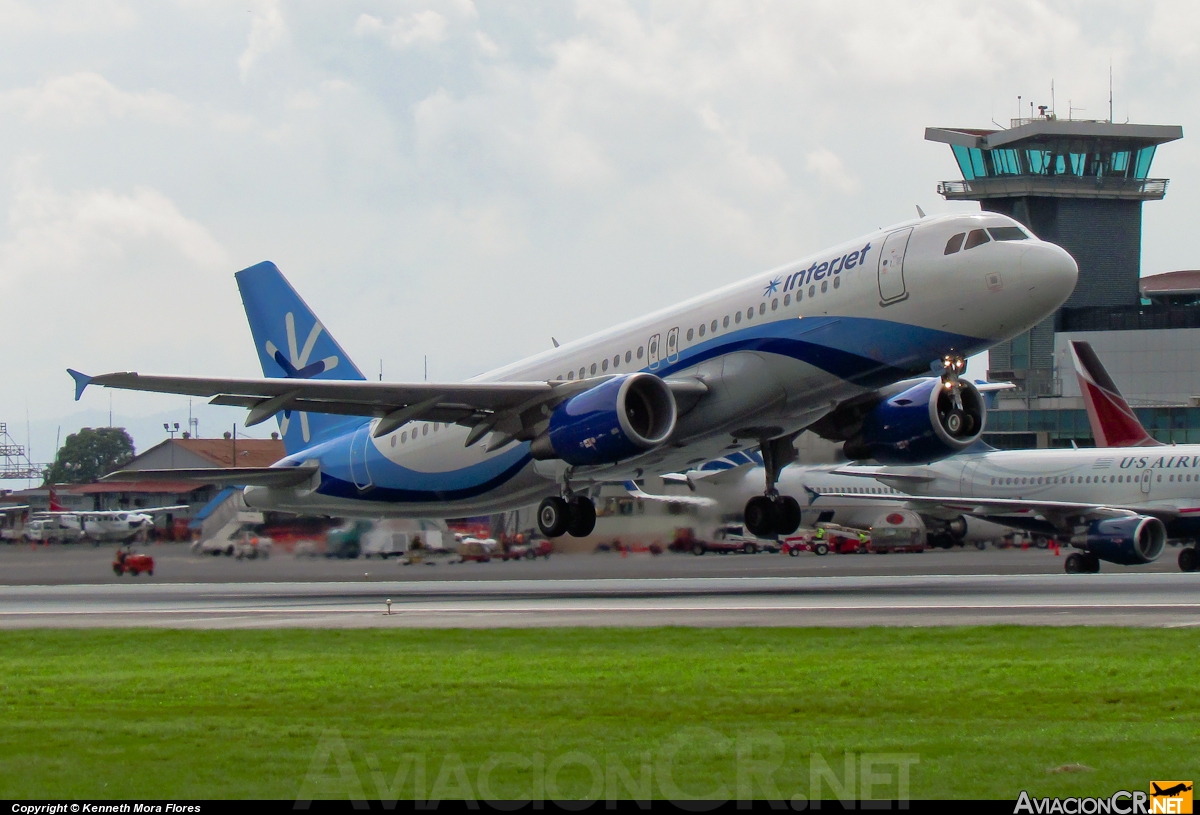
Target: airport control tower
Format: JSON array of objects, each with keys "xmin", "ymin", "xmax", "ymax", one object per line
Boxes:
[{"xmin": 927, "ymin": 114, "xmax": 1182, "ymax": 400}]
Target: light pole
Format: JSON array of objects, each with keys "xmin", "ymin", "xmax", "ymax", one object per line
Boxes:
[{"xmin": 164, "ymin": 422, "xmax": 180, "ymax": 468}]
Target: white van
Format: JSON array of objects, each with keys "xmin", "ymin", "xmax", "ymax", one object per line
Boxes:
[{"xmin": 362, "ymin": 519, "xmax": 449, "ymax": 559}]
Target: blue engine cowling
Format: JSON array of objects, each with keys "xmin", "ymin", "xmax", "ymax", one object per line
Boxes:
[
  {"xmin": 530, "ymin": 373, "xmax": 677, "ymax": 466},
  {"xmin": 847, "ymin": 378, "xmax": 986, "ymax": 465},
  {"xmin": 1077, "ymin": 516, "xmax": 1166, "ymax": 565}
]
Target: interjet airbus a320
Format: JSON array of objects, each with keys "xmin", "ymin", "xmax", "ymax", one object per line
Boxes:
[{"xmin": 73, "ymin": 213, "xmax": 1076, "ymax": 539}]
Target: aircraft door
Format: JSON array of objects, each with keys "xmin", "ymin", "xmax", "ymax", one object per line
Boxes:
[
  {"xmin": 878, "ymin": 227, "xmax": 913, "ymax": 306},
  {"xmin": 350, "ymin": 423, "xmax": 373, "ymax": 490},
  {"xmin": 647, "ymin": 333, "xmax": 661, "ymax": 369},
  {"xmin": 1141, "ymin": 468, "xmax": 1154, "ymax": 495},
  {"xmin": 666, "ymin": 327, "xmax": 679, "ymax": 364},
  {"xmin": 959, "ymin": 460, "xmax": 980, "ymax": 498}
]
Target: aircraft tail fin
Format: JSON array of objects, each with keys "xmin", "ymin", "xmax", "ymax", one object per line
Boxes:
[
  {"xmin": 1070, "ymin": 340, "xmax": 1159, "ymax": 448},
  {"xmin": 47, "ymin": 486, "xmax": 67, "ymax": 513},
  {"xmin": 235, "ymin": 262, "xmax": 366, "ymax": 455}
]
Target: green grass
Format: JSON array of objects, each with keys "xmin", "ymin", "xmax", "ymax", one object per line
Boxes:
[{"xmin": 0, "ymin": 628, "xmax": 1196, "ymax": 800}]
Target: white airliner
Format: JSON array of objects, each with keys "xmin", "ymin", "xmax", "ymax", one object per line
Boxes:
[
  {"xmin": 821, "ymin": 341, "xmax": 1200, "ymax": 574},
  {"xmin": 655, "ymin": 448, "xmax": 1014, "ymax": 548},
  {"xmin": 73, "ymin": 213, "xmax": 1076, "ymax": 539}
]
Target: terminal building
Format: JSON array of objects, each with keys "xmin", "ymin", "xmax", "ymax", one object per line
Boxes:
[{"xmin": 926, "ymin": 112, "xmax": 1196, "ymax": 448}]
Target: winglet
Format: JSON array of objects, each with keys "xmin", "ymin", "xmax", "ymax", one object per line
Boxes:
[{"xmin": 67, "ymin": 369, "xmax": 93, "ymax": 401}]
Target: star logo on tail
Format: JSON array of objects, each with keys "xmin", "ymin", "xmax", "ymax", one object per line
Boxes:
[{"xmin": 265, "ymin": 312, "xmax": 339, "ymax": 443}]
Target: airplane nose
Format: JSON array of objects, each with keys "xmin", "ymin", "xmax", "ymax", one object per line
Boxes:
[{"xmin": 1021, "ymin": 241, "xmax": 1078, "ymax": 310}]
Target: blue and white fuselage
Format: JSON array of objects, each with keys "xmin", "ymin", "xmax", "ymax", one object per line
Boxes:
[{"xmin": 238, "ymin": 212, "xmax": 1075, "ymax": 518}]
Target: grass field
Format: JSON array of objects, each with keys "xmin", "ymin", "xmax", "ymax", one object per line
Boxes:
[{"xmin": 0, "ymin": 627, "xmax": 1196, "ymax": 801}]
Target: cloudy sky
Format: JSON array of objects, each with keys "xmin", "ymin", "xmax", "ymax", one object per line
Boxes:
[{"xmin": 3, "ymin": 0, "xmax": 1199, "ymax": 475}]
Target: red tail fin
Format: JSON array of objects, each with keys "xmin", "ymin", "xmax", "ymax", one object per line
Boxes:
[
  {"xmin": 1069, "ymin": 340, "xmax": 1159, "ymax": 447},
  {"xmin": 47, "ymin": 485, "xmax": 67, "ymax": 512}
]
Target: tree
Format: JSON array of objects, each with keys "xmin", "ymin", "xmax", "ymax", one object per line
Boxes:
[{"xmin": 45, "ymin": 427, "xmax": 135, "ymax": 485}]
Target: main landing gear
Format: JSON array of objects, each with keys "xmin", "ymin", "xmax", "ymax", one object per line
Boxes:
[
  {"xmin": 742, "ymin": 433, "xmax": 803, "ymax": 539},
  {"xmin": 1179, "ymin": 546, "xmax": 1198, "ymax": 573},
  {"xmin": 537, "ymin": 494, "xmax": 596, "ymax": 538},
  {"xmin": 1064, "ymin": 552, "xmax": 1101, "ymax": 574}
]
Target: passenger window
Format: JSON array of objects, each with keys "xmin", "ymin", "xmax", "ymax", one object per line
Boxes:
[
  {"xmin": 723, "ymin": 316, "xmax": 730, "ymax": 328},
  {"xmin": 686, "ymin": 328, "xmax": 694, "ymax": 341},
  {"xmin": 401, "ymin": 431, "xmax": 407, "ymax": 442},
  {"xmin": 771, "ymin": 298, "xmax": 778, "ymax": 311},
  {"xmin": 735, "ymin": 312, "xmax": 742, "ymax": 324},
  {"xmin": 601, "ymin": 359, "xmax": 608, "ymax": 371},
  {"xmin": 808, "ymin": 285, "xmax": 815, "ymax": 297},
  {"xmin": 422, "ymin": 424, "xmax": 429, "ymax": 436},
  {"xmin": 698, "ymin": 324, "xmax": 706, "ymax": 337},
  {"xmin": 567, "ymin": 371, "xmax": 574, "ymax": 380},
  {"xmin": 759, "ymin": 303, "xmax": 766, "ymax": 315},
  {"xmin": 590, "ymin": 363, "xmax": 597, "ymax": 375},
  {"xmin": 988, "ymin": 226, "xmax": 1029, "ymax": 241},
  {"xmin": 579, "ymin": 367, "xmax": 586, "ymax": 378},
  {"xmin": 613, "ymin": 355, "xmax": 620, "ymax": 367},
  {"xmin": 821, "ymin": 280, "xmax": 828, "ymax": 293},
  {"xmin": 784, "ymin": 294, "xmax": 791, "ymax": 306},
  {"xmin": 625, "ymin": 351, "xmax": 632, "ymax": 363},
  {"xmin": 637, "ymin": 347, "xmax": 644, "ymax": 359},
  {"xmin": 944, "ymin": 233, "xmax": 966, "ymax": 254},
  {"xmin": 746, "ymin": 308, "xmax": 753, "ymax": 320},
  {"xmin": 711, "ymin": 320, "xmax": 718, "ymax": 332},
  {"xmin": 964, "ymin": 229, "xmax": 990, "ymax": 250}
]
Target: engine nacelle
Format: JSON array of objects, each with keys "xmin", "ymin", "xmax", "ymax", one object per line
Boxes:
[
  {"xmin": 845, "ymin": 378, "xmax": 985, "ymax": 464},
  {"xmin": 1077, "ymin": 516, "xmax": 1166, "ymax": 565},
  {"xmin": 530, "ymin": 373, "xmax": 677, "ymax": 466}
]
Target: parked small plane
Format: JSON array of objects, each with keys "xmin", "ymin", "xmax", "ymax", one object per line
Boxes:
[
  {"xmin": 818, "ymin": 341, "xmax": 1200, "ymax": 573},
  {"xmin": 73, "ymin": 213, "xmax": 1076, "ymax": 539},
  {"xmin": 25, "ymin": 489, "xmax": 186, "ymax": 543}
]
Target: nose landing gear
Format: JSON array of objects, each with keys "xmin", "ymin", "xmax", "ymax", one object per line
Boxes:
[
  {"xmin": 742, "ymin": 433, "xmax": 803, "ymax": 538},
  {"xmin": 537, "ymin": 494, "xmax": 597, "ymax": 538}
]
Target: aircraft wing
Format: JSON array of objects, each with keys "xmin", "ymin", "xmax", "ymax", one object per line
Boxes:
[
  {"xmin": 102, "ymin": 463, "xmax": 321, "ymax": 489},
  {"xmin": 69, "ymin": 369, "xmax": 708, "ymax": 444},
  {"xmin": 621, "ymin": 481, "xmax": 717, "ymax": 507},
  {"xmin": 814, "ymin": 492, "xmax": 1181, "ymax": 526},
  {"xmin": 0, "ymin": 505, "xmax": 30, "ymax": 514},
  {"xmin": 828, "ymin": 466, "xmax": 936, "ymax": 484}
]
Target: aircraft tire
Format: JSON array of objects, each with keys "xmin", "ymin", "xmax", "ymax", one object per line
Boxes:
[
  {"xmin": 744, "ymin": 496, "xmax": 777, "ymax": 537},
  {"xmin": 775, "ymin": 496, "xmax": 802, "ymax": 536},
  {"xmin": 537, "ymin": 497, "xmax": 571, "ymax": 538},
  {"xmin": 1064, "ymin": 553, "xmax": 1084, "ymax": 574},
  {"xmin": 1084, "ymin": 553, "xmax": 1101, "ymax": 573},
  {"xmin": 566, "ymin": 497, "xmax": 597, "ymax": 538},
  {"xmin": 1178, "ymin": 546, "xmax": 1198, "ymax": 573}
]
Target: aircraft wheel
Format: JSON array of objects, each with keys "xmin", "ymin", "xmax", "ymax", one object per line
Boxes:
[
  {"xmin": 1084, "ymin": 554, "xmax": 1101, "ymax": 573},
  {"xmin": 537, "ymin": 497, "xmax": 571, "ymax": 538},
  {"xmin": 567, "ymin": 497, "xmax": 596, "ymax": 538},
  {"xmin": 744, "ymin": 496, "xmax": 778, "ymax": 537},
  {"xmin": 1178, "ymin": 547, "xmax": 1198, "ymax": 573},
  {"xmin": 814, "ymin": 543, "xmax": 829, "ymax": 556},
  {"xmin": 775, "ymin": 496, "xmax": 802, "ymax": 536},
  {"xmin": 1064, "ymin": 553, "xmax": 1084, "ymax": 574}
]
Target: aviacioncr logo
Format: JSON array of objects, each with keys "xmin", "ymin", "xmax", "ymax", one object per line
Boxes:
[{"xmin": 264, "ymin": 312, "xmax": 339, "ymax": 443}]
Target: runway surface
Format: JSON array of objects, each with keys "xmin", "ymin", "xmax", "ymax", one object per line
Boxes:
[
  {"xmin": 3, "ymin": 573, "xmax": 1198, "ymax": 628},
  {"xmin": 2, "ymin": 543, "xmax": 1196, "ymax": 627}
]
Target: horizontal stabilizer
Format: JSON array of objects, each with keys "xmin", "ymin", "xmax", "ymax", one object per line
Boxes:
[
  {"xmin": 622, "ymin": 481, "xmax": 717, "ymax": 507},
  {"xmin": 102, "ymin": 463, "xmax": 320, "ymax": 489}
]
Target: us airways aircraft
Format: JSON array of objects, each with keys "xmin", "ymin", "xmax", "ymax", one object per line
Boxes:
[
  {"xmin": 74, "ymin": 213, "xmax": 1075, "ymax": 539},
  {"xmin": 821, "ymin": 341, "xmax": 1200, "ymax": 574}
]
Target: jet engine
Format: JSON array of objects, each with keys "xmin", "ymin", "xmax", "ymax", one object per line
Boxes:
[
  {"xmin": 530, "ymin": 373, "xmax": 677, "ymax": 466},
  {"xmin": 1078, "ymin": 516, "xmax": 1166, "ymax": 565},
  {"xmin": 843, "ymin": 378, "xmax": 986, "ymax": 464}
]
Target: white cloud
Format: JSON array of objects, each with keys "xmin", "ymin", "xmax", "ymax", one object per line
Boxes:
[
  {"xmin": 805, "ymin": 148, "xmax": 858, "ymax": 195},
  {"xmin": 0, "ymin": 72, "xmax": 189, "ymax": 127},
  {"xmin": 239, "ymin": 0, "xmax": 286, "ymax": 81},
  {"xmin": 356, "ymin": 10, "xmax": 449, "ymax": 49}
]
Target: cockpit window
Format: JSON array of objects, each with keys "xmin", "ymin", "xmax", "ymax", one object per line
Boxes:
[
  {"xmin": 964, "ymin": 228, "xmax": 990, "ymax": 250},
  {"xmin": 944, "ymin": 233, "xmax": 965, "ymax": 255},
  {"xmin": 988, "ymin": 226, "xmax": 1029, "ymax": 241}
]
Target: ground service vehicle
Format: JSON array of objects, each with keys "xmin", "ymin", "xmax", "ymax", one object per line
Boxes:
[{"xmin": 112, "ymin": 547, "xmax": 154, "ymax": 576}]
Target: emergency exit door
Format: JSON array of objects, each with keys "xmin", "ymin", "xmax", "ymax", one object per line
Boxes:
[{"xmin": 878, "ymin": 227, "xmax": 912, "ymax": 305}]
